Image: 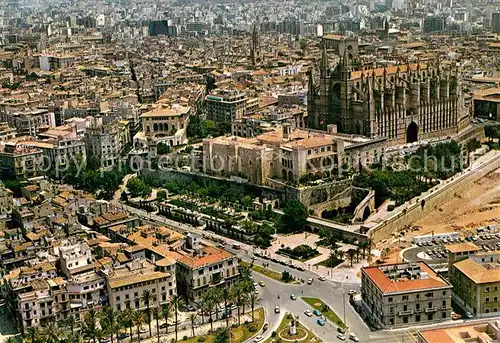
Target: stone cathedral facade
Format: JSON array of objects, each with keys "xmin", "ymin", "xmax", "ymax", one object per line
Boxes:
[{"xmin": 307, "ymin": 45, "xmax": 470, "ymax": 144}]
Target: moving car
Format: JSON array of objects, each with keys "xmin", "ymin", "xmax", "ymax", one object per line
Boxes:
[
  {"xmin": 349, "ymin": 333, "xmax": 359, "ymax": 342},
  {"xmin": 308, "ymin": 278, "xmax": 313, "ymax": 284},
  {"xmin": 466, "ymin": 312, "xmax": 474, "ymax": 319},
  {"xmin": 337, "ymin": 333, "xmax": 346, "ymax": 341},
  {"xmin": 347, "ymin": 289, "xmax": 357, "ymax": 296},
  {"xmin": 317, "ymin": 318, "xmax": 326, "ymax": 326},
  {"xmin": 274, "ymin": 306, "xmax": 281, "ymax": 314},
  {"xmin": 263, "ymin": 323, "xmax": 269, "ymax": 331},
  {"xmin": 290, "ymin": 294, "xmax": 297, "ymax": 300},
  {"xmin": 313, "ymin": 309, "xmax": 322, "ymax": 316},
  {"xmin": 319, "ymin": 276, "xmax": 326, "ymax": 281},
  {"xmin": 259, "ymin": 281, "xmax": 266, "ymax": 287},
  {"xmin": 304, "ymin": 310, "xmax": 313, "ymax": 317},
  {"xmin": 254, "ymin": 335, "xmax": 264, "ymax": 342}
]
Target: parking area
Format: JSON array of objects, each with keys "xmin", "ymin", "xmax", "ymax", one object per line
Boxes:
[{"xmin": 404, "ymin": 230, "xmax": 500, "ymax": 264}]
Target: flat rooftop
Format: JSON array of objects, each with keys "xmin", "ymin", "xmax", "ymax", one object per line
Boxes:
[
  {"xmin": 362, "ymin": 261, "xmax": 450, "ymax": 293},
  {"xmin": 418, "ymin": 320, "xmax": 500, "ymax": 343}
]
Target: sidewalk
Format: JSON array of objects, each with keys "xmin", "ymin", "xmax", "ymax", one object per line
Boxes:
[{"xmin": 139, "ymin": 311, "xmax": 254, "ymax": 343}]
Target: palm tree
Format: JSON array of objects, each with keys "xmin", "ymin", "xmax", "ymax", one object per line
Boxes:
[
  {"xmin": 221, "ymin": 286, "xmax": 232, "ymax": 327},
  {"xmin": 62, "ymin": 314, "xmax": 77, "ymax": 337},
  {"xmin": 201, "ymin": 294, "xmax": 214, "ymax": 332},
  {"xmin": 120, "ymin": 307, "xmax": 135, "ymax": 340},
  {"xmin": 93, "ymin": 328, "xmax": 106, "ymax": 343},
  {"xmin": 161, "ymin": 302, "xmax": 173, "ymax": 334},
  {"xmin": 41, "ymin": 321, "xmax": 60, "ymax": 343},
  {"xmin": 100, "ymin": 306, "xmax": 119, "ymax": 343},
  {"xmin": 25, "ymin": 326, "xmax": 41, "ymax": 343},
  {"xmin": 231, "ymin": 283, "xmax": 245, "ymax": 326},
  {"xmin": 152, "ymin": 306, "xmax": 161, "ymax": 343},
  {"xmin": 133, "ymin": 310, "xmax": 146, "ymax": 342},
  {"xmin": 188, "ymin": 313, "xmax": 198, "ymax": 338},
  {"xmin": 82, "ymin": 309, "xmax": 99, "ymax": 343},
  {"xmin": 6, "ymin": 337, "xmax": 18, "ymax": 343},
  {"xmin": 171, "ymin": 295, "xmax": 185, "ymax": 342},
  {"xmin": 347, "ymin": 249, "xmax": 356, "ymax": 267},
  {"xmin": 359, "ymin": 240, "xmax": 369, "ymax": 259},
  {"xmin": 249, "ymin": 292, "xmax": 260, "ymax": 322},
  {"xmin": 211, "ymin": 288, "xmax": 223, "ymax": 321},
  {"xmin": 141, "ymin": 290, "xmax": 154, "ymax": 338}
]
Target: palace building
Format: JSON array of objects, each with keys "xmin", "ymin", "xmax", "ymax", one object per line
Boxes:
[{"xmin": 307, "ymin": 43, "xmax": 470, "ymax": 145}]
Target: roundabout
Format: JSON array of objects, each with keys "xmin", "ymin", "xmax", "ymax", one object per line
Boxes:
[{"xmin": 278, "ymin": 327, "xmax": 308, "ymax": 341}]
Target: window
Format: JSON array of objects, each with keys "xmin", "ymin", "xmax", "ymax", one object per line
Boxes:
[
  {"xmin": 389, "ymin": 307, "xmax": 394, "ymax": 313},
  {"xmin": 485, "ymin": 297, "xmax": 490, "ymax": 303},
  {"xmin": 388, "ymin": 297, "xmax": 393, "ymax": 303},
  {"xmin": 428, "ymin": 302, "xmax": 433, "ymax": 308},
  {"xmin": 416, "ymin": 304, "xmax": 420, "ymax": 310},
  {"xmin": 485, "ymin": 287, "xmax": 490, "ymax": 292},
  {"xmin": 416, "ymin": 315, "xmax": 421, "ymax": 322},
  {"xmin": 442, "ymin": 300, "xmax": 446, "ymax": 307},
  {"xmin": 442, "ymin": 291, "xmax": 446, "ymax": 296},
  {"xmin": 403, "ymin": 305, "xmax": 408, "ymax": 311},
  {"xmin": 125, "ymin": 294, "xmax": 129, "ymax": 300},
  {"xmin": 442, "ymin": 312, "xmax": 447, "ymax": 319},
  {"xmin": 403, "ymin": 317, "xmax": 408, "ymax": 324},
  {"xmin": 402, "ymin": 295, "xmax": 409, "ymax": 301},
  {"xmin": 116, "ymin": 296, "xmax": 120, "ymax": 302},
  {"xmin": 485, "ymin": 309, "xmax": 490, "ymax": 313}
]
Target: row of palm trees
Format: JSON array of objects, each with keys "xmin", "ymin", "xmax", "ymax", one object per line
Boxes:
[
  {"xmin": 23, "ymin": 271, "xmax": 259, "ymax": 343},
  {"xmin": 22, "ymin": 293, "xmax": 184, "ymax": 343}
]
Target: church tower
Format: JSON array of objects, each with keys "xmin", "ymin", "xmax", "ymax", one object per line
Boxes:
[{"xmin": 250, "ymin": 25, "xmax": 261, "ymax": 66}]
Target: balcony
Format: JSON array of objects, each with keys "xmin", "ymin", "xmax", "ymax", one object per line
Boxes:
[
  {"xmin": 398, "ymin": 310, "xmax": 414, "ymax": 316},
  {"xmin": 425, "ymin": 307, "xmax": 437, "ymax": 313}
]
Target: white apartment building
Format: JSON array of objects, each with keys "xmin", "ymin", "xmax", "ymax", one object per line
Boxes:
[
  {"xmin": 66, "ymin": 272, "xmax": 106, "ymax": 320},
  {"xmin": 59, "ymin": 242, "xmax": 93, "ymax": 278}
]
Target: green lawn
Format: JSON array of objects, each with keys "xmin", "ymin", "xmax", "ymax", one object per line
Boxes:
[
  {"xmin": 183, "ymin": 308, "xmax": 265, "ymax": 343},
  {"xmin": 240, "ymin": 262, "xmax": 298, "ymax": 284},
  {"xmin": 263, "ymin": 312, "xmax": 322, "ymax": 343},
  {"xmin": 302, "ymin": 297, "xmax": 347, "ymax": 329}
]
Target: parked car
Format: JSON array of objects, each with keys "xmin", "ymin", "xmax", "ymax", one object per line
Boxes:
[
  {"xmin": 451, "ymin": 311, "xmax": 462, "ymax": 320},
  {"xmin": 347, "ymin": 289, "xmax": 357, "ymax": 296},
  {"xmin": 308, "ymin": 278, "xmax": 313, "ymax": 284},
  {"xmin": 274, "ymin": 306, "xmax": 280, "ymax": 314},
  {"xmin": 319, "ymin": 276, "xmax": 326, "ymax": 281},
  {"xmin": 313, "ymin": 309, "xmax": 322, "ymax": 316},
  {"xmin": 304, "ymin": 310, "xmax": 313, "ymax": 317},
  {"xmin": 290, "ymin": 294, "xmax": 297, "ymax": 300},
  {"xmin": 337, "ymin": 327, "xmax": 346, "ymax": 334},
  {"xmin": 349, "ymin": 333, "xmax": 359, "ymax": 342},
  {"xmin": 263, "ymin": 323, "xmax": 269, "ymax": 331},
  {"xmin": 466, "ymin": 312, "xmax": 474, "ymax": 319},
  {"xmin": 254, "ymin": 335, "xmax": 264, "ymax": 342},
  {"xmin": 317, "ymin": 319, "xmax": 326, "ymax": 326},
  {"xmin": 337, "ymin": 333, "xmax": 346, "ymax": 341}
]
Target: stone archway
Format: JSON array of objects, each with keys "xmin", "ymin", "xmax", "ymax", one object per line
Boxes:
[
  {"xmin": 362, "ymin": 206, "xmax": 371, "ymax": 221},
  {"xmin": 406, "ymin": 122, "xmax": 418, "ymax": 143}
]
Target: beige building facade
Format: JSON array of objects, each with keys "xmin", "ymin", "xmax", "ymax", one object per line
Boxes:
[{"xmin": 361, "ymin": 262, "xmax": 453, "ymax": 328}]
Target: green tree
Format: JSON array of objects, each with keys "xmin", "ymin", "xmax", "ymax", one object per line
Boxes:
[
  {"xmin": 152, "ymin": 306, "xmax": 161, "ymax": 343},
  {"xmin": 41, "ymin": 321, "xmax": 60, "ymax": 343},
  {"xmin": 141, "ymin": 290, "xmax": 154, "ymax": 338},
  {"xmin": 189, "ymin": 313, "xmax": 198, "ymax": 338},
  {"xmin": 281, "ymin": 200, "xmax": 308, "ymax": 233},
  {"xmin": 347, "ymin": 249, "xmax": 356, "ymax": 267},
  {"xmin": 221, "ymin": 287, "xmax": 232, "ymax": 327},
  {"xmin": 121, "ymin": 307, "xmax": 135, "ymax": 340},
  {"xmin": 231, "ymin": 283, "xmax": 246, "ymax": 326},
  {"xmin": 171, "ymin": 295, "xmax": 185, "ymax": 341},
  {"xmin": 157, "ymin": 190, "xmax": 167, "ymax": 202},
  {"xmin": 161, "ymin": 302, "xmax": 173, "ymax": 334},
  {"xmin": 249, "ymin": 291, "xmax": 260, "ymax": 322},
  {"xmin": 133, "ymin": 310, "xmax": 146, "ymax": 342},
  {"xmin": 201, "ymin": 292, "xmax": 215, "ymax": 332},
  {"xmin": 127, "ymin": 177, "xmax": 151, "ymax": 197},
  {"xmin": 100, "ymin": 306, "xmax": 119, "ymax": 343},
  {"xmin": 214, "ymin": 327, "xmax": 231, "ymax": 343},
  {"xmin": 82, "ymin": 309, "xmax": 99, "ymax": 343}
]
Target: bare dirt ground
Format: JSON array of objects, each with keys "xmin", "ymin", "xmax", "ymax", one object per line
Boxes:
[{"xmin": 412, "ymin": 168, "xmax": 500, "ymax": 236}]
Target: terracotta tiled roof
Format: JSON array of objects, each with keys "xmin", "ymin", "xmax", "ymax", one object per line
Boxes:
[
  {"xmin": 362, "ymin": 262, "xmax": 449, "ymax": 293},
  {"xmin": 453, "ymin": 258, "xmax": 500, "ymax": 284},
  {"xmin": 444, "ymin": 242, "xmax": 480, "ymax": 254},
  {"xmin": 350, "ymin": 63, "xmax": 427, "ymax": 80}
]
